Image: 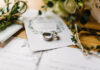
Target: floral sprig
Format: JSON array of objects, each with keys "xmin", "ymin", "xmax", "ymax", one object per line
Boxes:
[{"xmin": 0, "ymin": 0, "xmax": 27, "ymax": 31}]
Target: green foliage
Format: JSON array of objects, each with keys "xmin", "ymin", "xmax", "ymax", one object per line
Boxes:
[
  {"xmin": 80, "ymin": 9, "xmax": 90, "ymax": 25},
  {"xmin": 4, "ymin": 0, "xmax": 10, "ymax": 12},
  {"xmin": 90, "ymin": 45, "xmax": 94, "ymax": 49},
  {"xmin": 75, "ymin": 0, "xmax": 84, "ymax": 7},
  {"xmin": 0, "ymin": 8, "xmax": 4, "ymax": 14},
  {"xmin": 0, "ymin": 21, "xmax": 12, "ymax": 31},
  {"xmin": 0, "ymin": 1, "xmax": 27, "ymax": 31},
  {"xmin": 96, "ymin": 45, "xmax": 100, "ymax": 49},
  {"xmin": 66, "ymin": 14, "xmax": 76, "ymax": 23},
  {"xmin": 77, "ymin": 24, "xmax": 82, "ymax": 33},
  {"xmin": 38, "ymin": 10, "xmax": 42, "ymax": 15},
  {"xmin": 4, "ymin": 0, "xmax": 9, "ymax": 3},
  {"xmin": 47, "ymin": 1, "xmax": 54, "ymax": 8},
  {"xmin": 41, "ymin": 5, "xmax": 47, "ymax": 8},
  {"xmin": 83, "ymin": 45, "xmax": 90, "ymax": 51},
  {"xmin": 71, "ymin": 35, "xmax": 77, "ymax": 43}
]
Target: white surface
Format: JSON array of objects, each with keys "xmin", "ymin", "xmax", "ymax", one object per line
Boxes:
[
  {"xmin": 22, "ymin": 10, "xmax": 74, "ymax": 51},
  {"xmin": 0, "ymin": 24, "xmax": 22, "ymax": 44},
  {"xmin": 38, "ymin": 47, "xmax": 100, "ymax": 70},
  {"xmin": 0, "ymin": 37, "xmax": 37, "ymax": 70}
]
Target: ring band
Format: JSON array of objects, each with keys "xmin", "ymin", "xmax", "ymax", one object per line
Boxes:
[{"xmin": 43, "ymin": 32, "xmax": 53, "ymax": 41}]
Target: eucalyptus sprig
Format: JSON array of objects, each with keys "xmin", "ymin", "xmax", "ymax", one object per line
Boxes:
[
  {"xmin": 0, "ymin": 0, "xmax": 27, "ymax": 31},
  {"xmin": 4, "ymin": 0, "xmax": 11, "ymax": 12}
]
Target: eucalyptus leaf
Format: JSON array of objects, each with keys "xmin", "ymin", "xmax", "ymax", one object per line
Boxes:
[
  {"xmin": 77, "ymin": 24, "xmax": 82, "ymax": 33},
  {"xmin": 41, "ymin": 5, "xmax": 47, "ymax": 8},
  {"xmin": 4, "ymin": 0, "xmax": 7, "ymax": 3},
  {"xmin": 71, "ymin": 35, "xmax": 77, "ymax": 43},
  {"xmin": 96, "ymin": 45, "xmax": 100, "ymax": 49},
  {"xmin": 0, "ymin": 1, "xmax": 27, "ymax": 31},
  {"xmin": 90, "ymin": 45, "xmax": 94, "ymax": 49},
  {"xmin": 14, "ymin": 0, "xmax": 18, "ymax": 2},
  {"xmin": 47, "ymin": 1, "xmax": 54, "ymax": 8},
  {"xmin": 83, "ymin": 45, "xmax": 90, "ymax": 51},
  {"xmin": 38, "ymin": 10, "xmax": 42, "ymax": 15}
]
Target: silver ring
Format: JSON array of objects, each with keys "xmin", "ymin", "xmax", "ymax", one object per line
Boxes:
[{"xmin": 43, "ymin": 32, "xmax": 53, "ymax": 41}]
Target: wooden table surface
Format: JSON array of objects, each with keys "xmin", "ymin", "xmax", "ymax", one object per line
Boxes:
[{"xmin": 0, "ymin": 0, "xmax": 100, "ymax": 49}]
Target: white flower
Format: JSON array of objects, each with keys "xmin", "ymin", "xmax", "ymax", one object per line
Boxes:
[{"xmin": 43, "ymin": 0, "xmax": 77, "ymax": 17}]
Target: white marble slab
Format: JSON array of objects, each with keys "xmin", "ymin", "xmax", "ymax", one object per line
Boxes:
[
  {"xmin": 0, "ymin": 37, "xmax": 36, "ymax": 70},
  {"xmin": 38, "ymin": 47, "xmax": 100, "ymax": 70}
]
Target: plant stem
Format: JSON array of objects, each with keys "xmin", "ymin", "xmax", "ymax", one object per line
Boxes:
[{"xmin": 74, "ymin": 24, "xmax": 89, "ymax": 55}]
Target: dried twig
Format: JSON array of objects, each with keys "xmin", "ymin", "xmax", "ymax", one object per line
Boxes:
[{"xmin": 74, "ymin": 24, "xmax": 89, "ymax": 55}]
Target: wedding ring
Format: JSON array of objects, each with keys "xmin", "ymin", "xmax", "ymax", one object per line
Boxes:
[
  {"xmin": 51, "ymin": 31, "xmax": 60, "ymax": 40},
  {"xmin": 43, "ymin": 32, "xmax": 53, "ymax": 41},
  {"xmin": 54, "ymin": 36, "xmax": 60, "ymax": 40},
  {"xmin": 43, "ymin": 31, "xmax": 60, "ymax": 41}
]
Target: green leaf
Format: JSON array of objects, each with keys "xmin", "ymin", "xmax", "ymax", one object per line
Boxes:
[
  {"xmin": 96, "ymin": 36, "xmax": 100, "ymax": 41},
  {"xmin": 96, "ymin": 45, "xmax": 100, "ymax": 49},
  {"xmin": 20, "ymin": 3, "xmax": 25, "ymax": 11},
  {"xmin": 0, "ymin": 1, "xmax": 27, "ymax": 31},
  {"xmin": 14, "ymin": 0, "xmax": 18, "ymax": 2},
  {"xmin": 90, "ymin": 45, "xmax": 94, "ymax": 49},
  {"xmin": 47, "ymin": 1, "xmax": 54, "ymax": 8},
  {"xmin": 41, "ymin": 5, "xmax": 47, "ymax": 8},
  {"xmin": 69, "ymin": 23, "xmax": 74, "ymax": 29},
  {"xmin": 4, "ymin": 0, "xmax": 7, "ymax": 3},
  {"xmin": 78, "ymin": 2, "xmax": 83, "ymax": 7},
  {"xmin": 4, "ymin": 0, "xmax": 9, "ymax": 3},
  {"xmin": 0, "ymin": 8, "xmax": 4, "ymax": 14},
  {"xmin": 77, "ymin": 24, "xmax": 82, "ymax": 33},
  {"xmin": 80, "ymin": 10, "xmax": 90, "ymax": 25},
  {"xmin": 71, "ymin": 35, "xmax": 77, "ymax": 43},
  {"xmin": 38, "ymin": 10, "xmax": 42, "ymax": 15},
  {"xmin": 83, "ymin": 45, "xmax": 90, "ymax": 51}
]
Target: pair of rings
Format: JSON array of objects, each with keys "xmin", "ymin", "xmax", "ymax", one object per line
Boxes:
[{"xmin": 43, "ymin": 31, "xmax": 60, "ymax": 41}]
